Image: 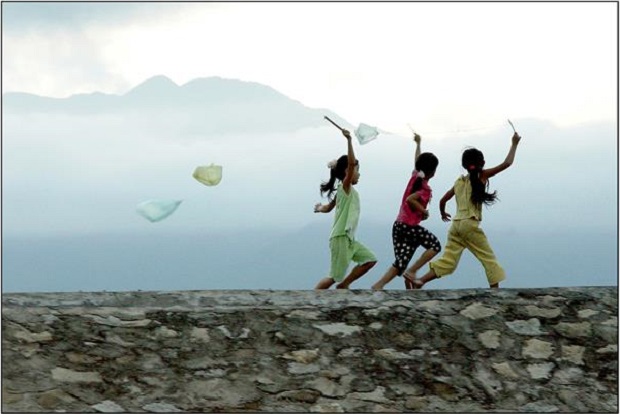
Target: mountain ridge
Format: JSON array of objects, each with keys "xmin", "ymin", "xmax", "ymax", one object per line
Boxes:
[{"xmin": 2, "ymin": 75, "xmax": 351, "ymax": 134}]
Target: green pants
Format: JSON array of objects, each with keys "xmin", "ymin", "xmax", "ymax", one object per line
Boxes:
[
  {"xmin": 430, "ymin": 218, "xmax": 505, "ymax": 285},
  {"xmin": 329, "ymin": 236, "xmax": 377, "ymax": 282}
]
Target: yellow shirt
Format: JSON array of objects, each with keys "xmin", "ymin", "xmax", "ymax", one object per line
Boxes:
[{"xmin": 453, "ymin": 175, "xmax": 482, "ymax": 221}]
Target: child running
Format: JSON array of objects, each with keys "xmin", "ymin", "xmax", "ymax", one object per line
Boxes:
[
  {"xmin": 372, "ymin": 133, "xmax": 441, "ymax": 290},
  {"xmin": 408, "ymin": 131, "xmax": 522, "ymax": 289},
  {"xmin": 314, "ymin": 128, "xmax": 377, "ymax": 289}
]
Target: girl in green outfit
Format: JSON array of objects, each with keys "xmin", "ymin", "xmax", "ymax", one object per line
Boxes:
[{"xmin": 314, "ymin": 128, "xmax": 377, "ymax": 289}]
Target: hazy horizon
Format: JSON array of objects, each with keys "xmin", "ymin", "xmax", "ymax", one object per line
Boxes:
[
  {"xmin": 3, "ymin": 77, "xmax": 618, "ymax": 292},
  {"xmin": 2, "ymin": 2, "xmax": 617, "ymax": 292},
  {"xmin": 3, "ymin": 221, "xmax": 617, "ymax": 293}
]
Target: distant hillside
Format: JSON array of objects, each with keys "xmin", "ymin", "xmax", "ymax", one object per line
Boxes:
[{"xmin": 2, "ymin": 75, "xmax": 351, "ymax": 134}]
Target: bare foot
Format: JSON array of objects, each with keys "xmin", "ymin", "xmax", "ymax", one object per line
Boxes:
[
  {"xmin": 412, "ymin": 279, "xmax": 424, "ymax": 289},
  {"xmin": 404, "ymin": 279, "xmax": 414, "ymax": 290},
  {"xmin": 336, "ymin": 283, "xmax": 349, "ymax": 289},
  {"xmin": 402, "ymin": 272, "xmax": 417, "ymax": 284}
]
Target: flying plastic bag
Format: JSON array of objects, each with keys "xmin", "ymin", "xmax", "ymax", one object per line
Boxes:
[
  {"xmin": 193, "ymin": 164, "xmax": 222, "ymax": 186},
  {"xmin": 354, "ymin": 123, "xmax": 379, "ymax": 145},
  {"xmin": 324, "ymin": 116, "xmax": 379, "ymax": 145},
  {"xmin": 136, "ymin": 199, "xmax": 183, "ymax": 223}
]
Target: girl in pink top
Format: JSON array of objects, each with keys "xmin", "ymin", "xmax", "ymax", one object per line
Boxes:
[{"xmin": 372, "ymin": 133, "xmax": 441, "ymax": 290}]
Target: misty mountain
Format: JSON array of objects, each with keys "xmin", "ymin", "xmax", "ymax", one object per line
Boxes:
[
  {"xmin": 3, "ymin": 76, "xmax": 617, "ymax": 293},
  {"xmin": 2, "ymin": 75, "xmax": 351, "ymax": 135}
]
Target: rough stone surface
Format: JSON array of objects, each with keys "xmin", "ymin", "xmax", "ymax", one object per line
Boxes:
[
  {"xmin": 522, "ymin": 338, "xmax": 554, "ymax": 359},
  {"xmin": 142, "ymin": 402, "xmax": 183, "ymax": 412},
  {"xmin": 92, "ymin": 400, "xmax": 125, "ymax": 412},
  {"xmin": 478, "ymin": 330, "xmax": 501, "ymax": 349},
  {"xmin": 1, "ymin": 287, "xmax": 617, "ymax": 412}
]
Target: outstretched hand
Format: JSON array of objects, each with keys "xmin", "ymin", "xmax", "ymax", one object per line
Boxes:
[
  {"xmin": 441, "ymin": 212, "xmax": 452, "ymax": 222},
  {"xmin": 314, "ymin": 203, "xmax": 322, "ymax": 213},
  {"xmin": 512, "ymin": 132, "xmax": 521, "ymax": 145},
  {"xmin": 342, "ymin": 129, "xmax": 352, "ymax": 140},
  {"xmin": 413, "ymin": 133, "xmax": 421, "ymax": 144}
]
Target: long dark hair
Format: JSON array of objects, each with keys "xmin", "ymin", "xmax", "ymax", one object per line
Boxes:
[
  {"xmin": 410, "ymin": 152, "xmax": 439, "ymax": 195},
  {"xmin": 320, "ymin": 155, "xmax": 358, "ymax": 201},
  {"xmin": 462, "ymin": 148, "xmax": 497, "ymax": 206}
]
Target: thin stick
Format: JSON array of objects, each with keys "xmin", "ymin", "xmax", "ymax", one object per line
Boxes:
[
  {"xmin": 407, "ymin": 123, "xmax": 418, "ymax": 136},
  {"xmin": 324, "ymin": 116, "xmax": 344, "ymax": 131},
  {"xmin": 507, "ymin": 119, "xmax": 516, "ymax": 133}
]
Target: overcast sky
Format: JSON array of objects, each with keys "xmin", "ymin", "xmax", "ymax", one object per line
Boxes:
[
  {"xmin": 2, "ymin": 2, "xmax": 617, "ymax": 135},
  {"xmin": 2, "ymin": 2, "xmax": 617, "ymax": 292},
  {"xmin": 2, "ymin": 2, "xmax": 617, "ymax": 237}
]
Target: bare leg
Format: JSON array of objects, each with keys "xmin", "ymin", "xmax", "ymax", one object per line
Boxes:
[
  {"xmin": 410, "ymin": 268, "xmax": 438, "ymax": 289},
  {"xmin": 315, "ymin": 277, "xmax": 335, "ymax": 290},
  {"xmin": 337, "ymin": 261, "xmax": 377, "ymax": 289},
  {"xmin": 371, "ymin": 265, "xmax": 400, "ymax": 290},
  {"xmin": 404, "ymin": 278, "xmax": 414, "ymax": 290},
  {"xmin": 402, "ymin": 249, "xmax": 439, "ymax": 287}
]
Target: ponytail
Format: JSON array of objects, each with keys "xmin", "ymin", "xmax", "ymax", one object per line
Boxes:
[
  {"xmin": 462, "ymin": 148, "xmax": 498, "ymax": 207},
  {"xmin": 468, "ymin": 168, "xmax": 497, "ymax": 206},
  {"xmin": 409, "ymin": 175, "xmax": 424, "ymax": 195},
  {"xmin": 320, "ymin": 170, "xmax": 338, "ymax": 201},
  {"xmin": 320, "ymin": 155, "xmax": 352, "ymax": 202},
  {"xmin": 409, "ymin": 152, "xmax": 439, "ymax": 196}
]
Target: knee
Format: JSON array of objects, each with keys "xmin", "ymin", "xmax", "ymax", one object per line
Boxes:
[{"xmin": 363, "ymin": 261, "xmax": 377, "ymax": 270}]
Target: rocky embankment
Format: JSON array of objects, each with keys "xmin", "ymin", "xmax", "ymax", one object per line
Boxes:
[{"xmin": 2, "ymin": 287, "xmax": 617, "ymax": 412}]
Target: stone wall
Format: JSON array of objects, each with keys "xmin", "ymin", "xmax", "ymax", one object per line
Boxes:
[{"xmin": 2, "ymin": 287, "xmax": 617, "ymax": 412}]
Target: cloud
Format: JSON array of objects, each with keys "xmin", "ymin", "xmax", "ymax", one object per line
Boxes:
[
  {"xmin": 2, "ymin": 101, "xmax": 616, "ymax": 240},
  {"xmin": 2, "ymin": 3, "xmax": 616, "ymax": 132},
  {"xmin": 1, "ymin": 2, "xmax": 186, "ymax": 33}
]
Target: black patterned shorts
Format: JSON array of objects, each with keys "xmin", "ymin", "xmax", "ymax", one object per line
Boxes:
[{"xmin": 392, "ymin": 221, "xmax": 441, "ymax": 273}]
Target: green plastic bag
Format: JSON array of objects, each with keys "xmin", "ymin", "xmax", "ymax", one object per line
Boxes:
[{"xmin": 193, "ymin": 164, "xmax": 223, "ymax": 186}]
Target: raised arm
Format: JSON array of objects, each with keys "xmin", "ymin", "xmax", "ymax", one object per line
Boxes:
[
  {"xmin": 482, "ymin": 132, "xmax": 521, "ymax": 180},
  {"xmin": 414, "ymin": 133, "xmax": 421, "ymax": 162},
  {"xmin": 439, "ymin": 187, "xmax": 455, "ymax": 222},
  {"xmin": 341, "ymin": 129, "xmax": 356, "ymax": 194}
]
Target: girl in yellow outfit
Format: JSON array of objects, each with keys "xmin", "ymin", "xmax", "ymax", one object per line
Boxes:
[{"xmin": 408, "ymin": 132, "xmax": 521, "ymax": 289}]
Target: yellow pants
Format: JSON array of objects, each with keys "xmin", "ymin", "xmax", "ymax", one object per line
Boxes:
[{"xmin": 429, "ymin": 218, "xmax": 505, "ymax": 285}]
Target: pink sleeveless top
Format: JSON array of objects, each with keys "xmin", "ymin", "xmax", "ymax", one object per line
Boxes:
[{"xmin": 396, "ymin": 171, "xmax": 432, "ymax": 226}]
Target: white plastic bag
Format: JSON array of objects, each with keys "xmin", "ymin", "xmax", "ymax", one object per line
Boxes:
[
  {"xmin": 193, "ymin": 163, "xmax": 223, "ymax": 186},
  {"xmin": 355, "ymin": 123, "xmax": 379, "ymax": 145},
  {"xmin": 136, "ymin": 199, "xmax": 183, "ymax": 222}
]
